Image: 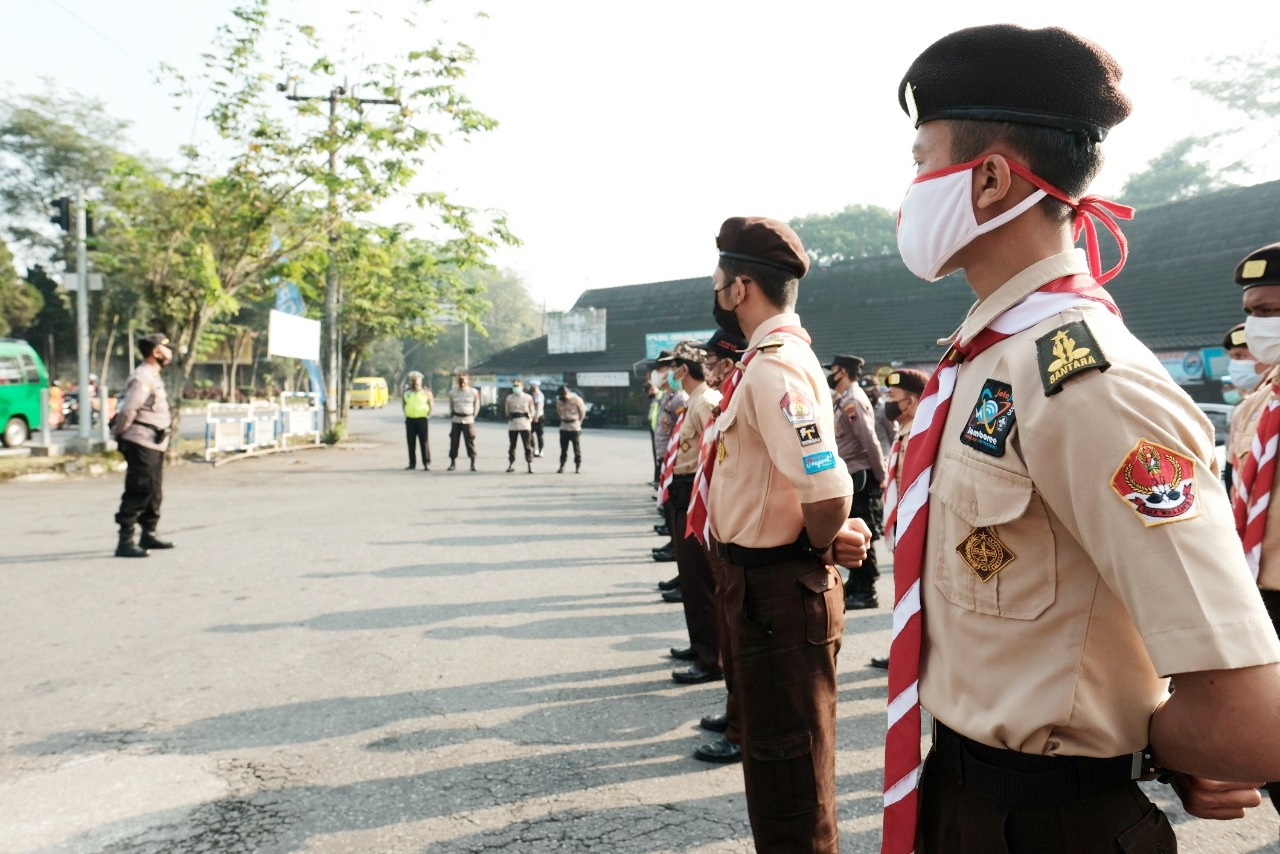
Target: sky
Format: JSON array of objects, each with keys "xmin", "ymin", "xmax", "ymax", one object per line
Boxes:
[{"xmin": 4, "ymin": 0, "xmax": 1274, "ymax": 311}]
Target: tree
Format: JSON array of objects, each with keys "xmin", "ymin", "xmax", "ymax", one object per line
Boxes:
[
  {"xmin": 0, "ymin": 237, "xmax": 42, "ymax": 337},
  {"xmin": 1117, "ymin": 137, "xmax": 1235, "ymax": 209},
  {"xmin": 788, "ymin": 205, "xmax": 897, "ymax": 264},
  {"xmin": 1189, "ymin": 55, "xmax": 1280, "ymax": 122}
]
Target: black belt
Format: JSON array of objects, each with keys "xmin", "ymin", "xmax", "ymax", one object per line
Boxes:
[
  {"xmin": 932, "ymin": 721, "xmax": 1154, "ymax": 810},
  {"xmin": 714, "ymin": 539, "xmax": 807, "ymax": 567},
  {"xmin": 670, "ymin": 473, "xmax": 695, "ymax": 483}
]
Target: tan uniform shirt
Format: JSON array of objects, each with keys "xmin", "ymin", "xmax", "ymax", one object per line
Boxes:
[
  {"xmin": 505, "ymin": 389, "xmax": 534, "ymax": 428},
  {"xmin": 1228, "ymin": 365, "xmax": 1280, "ymax": 590},
  {"xmin": 111, "ymin": 362, "xmax": 170, "ymax": 451},
  {"xmin": 674, "ymin": 381, "xmax": 720, "ymax": 475},
  {"xmin": 833, "ymin": 383, "xmax": 886, "ymax": 482},
  {"xmin": 921, "ymin": 250, "xmax": 1280, "ymax": 758},
  {"xmin": 709, "ymin": 312, "xmax": 854, "ymax": 548},
  {"xmin": 448, "ymin": 386, "xmax": 480, "ymax": 424},
  {"xmin": 556, "ymin": 393, "xmax": 586, "ymax": 431}
]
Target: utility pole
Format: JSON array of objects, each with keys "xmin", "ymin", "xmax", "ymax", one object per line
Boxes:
[
  {"xmin": 75, "ymin": 190, "xmax": 90, "ymax": 443},
  {"xmin": 278, "ymin": 82, "xmax": 399, "ymax": 431}
]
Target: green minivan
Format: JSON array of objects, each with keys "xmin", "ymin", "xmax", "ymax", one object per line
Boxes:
[{"xmin": 0, "ymin": 338, "xmax": 49, "ymax": 446}]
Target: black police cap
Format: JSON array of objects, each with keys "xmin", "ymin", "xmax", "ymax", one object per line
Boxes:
[{"xmin": 1235, "ymin": 242, "xmax": 1280, "ymax": 290}]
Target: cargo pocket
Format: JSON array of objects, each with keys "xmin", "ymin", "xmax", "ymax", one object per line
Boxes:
[
  {"xmin": 930, "ymin": 450, "xmax": 1056, "ymax": 620},
  {"xmin": 799, "ymin": 566, "xmax": 842, "ymax": 645},
  {"xmin": 747, "ymin": 730, "xmax": 817, "ymax": 817},
  {"xmin": 1114, "ymin": 803, "xmax": 1177, "ymax": 853}
]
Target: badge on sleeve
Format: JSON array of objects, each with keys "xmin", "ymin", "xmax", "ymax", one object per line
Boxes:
[
  {"xmin": 1110, "ymin": 439, "xmax": 1200, "ymax": 526},
  {"xmin": 779, "ymin": 390, "xmax": 816, "ymax": 425},
  {"xmin": 802, "ymin": 451, "xmax": 836, "ymax": 474},
  {"xmin": 796, "ymin": 424, "xmax": 821, "ymax": 446},
  {"xmin": 1035, "ymin": 320, "xmax": 1110, "ymax": 396},
  {"xmin": 960, "ymin": 379, "xmax": 1015, "ymax": 457}
]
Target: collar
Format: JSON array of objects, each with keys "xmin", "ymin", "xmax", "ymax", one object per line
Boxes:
[
  {"xmin": 947, "ymin": 249, "xmax": 1089, "ymax": 348},
  {"xmin": 748, "ymin": 312, "xmax": 802, "ymax": 349}
]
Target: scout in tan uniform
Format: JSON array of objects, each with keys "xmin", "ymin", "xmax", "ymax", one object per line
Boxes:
[
  {"xmin": 110, "ymin": 332, "xmax": 175, "ymax": 558},
  {"xmin": 880, "ymin": 24, "xmax": 1280, "ymax": 852},
  {"xmin": 706, "ymin": 216, "xmax": 865, "ymax": 852},
  {"xmin": 1229, "ymin": 243, "xmax": 1280, "ymax": 811}
]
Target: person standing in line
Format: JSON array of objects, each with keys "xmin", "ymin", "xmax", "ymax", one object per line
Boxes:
[
  {"xmin": 555, "ymin": 386, "xmax": 586, "ymax": 473},
  {"xmin": 878, "ymin": 25, "xmax": 1280, "ymax": 852},
  {"xmin": 644, "ymin": 380, "xmax": 661, "ymax": 485},
  {"xmin": 1223, "ymin": 321, "xmax": 1269, "ymax": 493},
  {"xmin": 1228, "ymin": 243, "xmax": 1280, "ymax": 814},
  {"xmin": 861, "ymin": 375, "xmax": 894, "ymax": 458},
  {"xmin": 446, "ymin": 371, "xmax": 481, "ymax": 472},
  {"xmin": 868, "ymin": 367, "xmax": 927, "ymax": 671},
  {"xmin": 505, "ymin": 379, "xmax": 535, "ymax": 473},
  {"xmin": 824, "ymin": 353, "xmax": 887, "ymax": 610},
  {"xmin": 653, "ymin": 352, "xmax": 688, "ymax": 565},
  {"xmin": 110, "ymin": 332, "xmax": 176, "ymax": 558},
  {"xmin": 528, "ymin": 380, "xmax": 546, "ymax": 458},
  {"xmin": 706, "ymin": 215, "xmax": 863, "ymax": 851},
  {"xmin": 402, "ymin": 371, "xmax": 433, "ymax": 471}
]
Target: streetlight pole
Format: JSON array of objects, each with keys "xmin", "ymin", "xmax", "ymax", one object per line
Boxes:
[{"xmin": 74, "ymin": 189, "xmax": 91, "ymax": 442}]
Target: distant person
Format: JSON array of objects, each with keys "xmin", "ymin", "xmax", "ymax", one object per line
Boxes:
[
  {"xmin": 555, "ymin": 386, "xmax": 586, "ymax": 473},
  {"xmin": 47, "ymin": 381, "xmax": 64, "ymax": 430},
  {"xmin": 505, "ymin": 379, "xmax": 535, "ymax": 473},
  {"xmin": 644, "ymin": 380, "xmax": 661, "ymax": 485},
  {"xmin": 402, "ymin": 371, "xmax": 433, "ymax": 471},
  {"xmin": 446, "ymin": 371, "xmax": 481, "ymax": 471},
  {"xmin": 528, "ymin": 380, "xmax": 546, "ymax": 457},
  {"xmin": 110, "ymin": 333, "xmax": 175, "ymax": 558},
  {"xmin": 861, "ymin": 375, "xmax": 894, "ymax": 457}
]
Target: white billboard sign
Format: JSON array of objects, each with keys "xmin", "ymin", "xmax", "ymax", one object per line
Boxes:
[
  {"xmin": 267, "ymin": 309, "xmax": 321, "ymax": 361},
  {"xmin": 576, "ymin": 371, "xmax": 630, "ymax": 387},
  {"xmin": 548, "ymin": 308, "xmax": 607, "ymax": 354}
]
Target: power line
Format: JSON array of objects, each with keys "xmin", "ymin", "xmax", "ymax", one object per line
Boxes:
[
  {"xmin": 48, "ymin": 0, "xmax": 151, "ymax": 71},
  {"xmin": 103, "ymin": 0, "xmax": 204, "ymax": 56}
]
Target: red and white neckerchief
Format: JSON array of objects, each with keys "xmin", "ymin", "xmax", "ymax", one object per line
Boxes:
[
  {"xmin": 657, "ymin": 410, "xmax": 686, "ymax": 506},
  {"xmin": 686, "ymin": 325, "xmax": 811, "ymax": 545},
  {"xmin": 880, "ymin": 275, "xmax": 1119, "ymax": 854},
  {"xmin": 882, "ymin": 433, "xmax": 903, "ymax": 552},
  {"xmin": 1232, "ymin": 383, "xmax": 1280, "ymax": 579}
]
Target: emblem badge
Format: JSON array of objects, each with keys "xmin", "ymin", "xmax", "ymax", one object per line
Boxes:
[
  {"xmin": 796, "ymin": 424, "xmax": 821, "ymax": 446},
  {"xmin": 1035, "ymin": 320, "xmax": 1110, "ymax": 396},
  {"xmin": 779, "ymin": 390, "xmax": 816, "ymax": 425},
  {"xmin": 1110, "ymin": 439, "xmax": 1200, "ymax": 526},
  {"xmin": 716, "ymin": 439, "xmax": 728, "ymax": 464},
  {"xmin": 960, "ymin": 379, "xmax": 1015, "ymax": 457},
  {"xmin": 680, "ymin": 440, "xmax": 690, "ymax": 453},
  {"xmin": 956, "ymin": 527, "xmax": 1016, "ymax": 582}
]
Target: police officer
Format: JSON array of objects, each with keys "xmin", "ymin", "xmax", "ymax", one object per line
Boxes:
[
  {"xmin": 446, "ymin": 371, "xmax": 481, "ymax": 471},
  {"xmin": 823, "ymin": 354, "xmax": 886, "ymax": 610},
  {"xmin": 402, "ymin": 371, "xmax": 433, "ymax": 471},
  {"xmin": 652, "ymin": 351, "xmax": 687, "ymax": 564},
  {"xmin": 1229, "ymin": 243, "xmax": 1280, "ymax": 811},
  {"xmin": 110, "ymin": 332, "xmax": 175, "ymax": 558},
  {"xmin": 505, "ymin": 379, "xmax": 535, "ymax": 473},
  {"xmin": 707, "ymin": 216, "xmax": 864, "ymax": 851},
  {"xmin": 528, "ymin": 380, "xmax": 546, "ymax": 457},
  {"xmin": 555, "ymin": 386, "xmax": 586, "ymax": 473},
  {"xmin": 875, "ymin": 25, "xmax": 1280, "ymax": 852}
]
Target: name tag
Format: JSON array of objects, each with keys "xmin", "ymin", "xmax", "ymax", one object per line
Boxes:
[{"xmin": 803, "ymin": 451, "xmax": 836, "ymax": 474}]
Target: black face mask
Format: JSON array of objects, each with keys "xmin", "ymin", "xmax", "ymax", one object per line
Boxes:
[
  {"xmin": 712, "ymin": 293, "xmax": 744, "ymax": 341},
  {"xmin": 884, "ymin": 400, "xmax": 903, "ymax": 422},
  {"xmin": 826, "ymin": 371, "xmax": 840, "ymax": 390}
]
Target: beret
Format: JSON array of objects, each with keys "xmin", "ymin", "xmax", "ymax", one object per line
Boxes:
[
  {"xmin": 1223, "ymin": 322, "xmax": 1247, "ymax": 350},
  {"xmin": 716, "ymin": 216, "xmax": 810, "ymax": 279},
  {"xmin": 1235, "ymin": 242, "xmax": 1280, "ymax": 290},
  {"xmin": 654, "ymin": 349, "xmax": 676, "ymax": 366},
  {"xmin": 672, "ymin": 340, "xmax": 709, "ymax": 364},
  {"xmin": 823, "ymin": 354, "xmax": 865, "ymax": 375},
  {"xmin": 885, "ymin": 368, "xmax": 929, "ymax": 396},
  {"xmin": 137, "ymin": 332, "xmax": 170, "ymax": 355},
  {"xmin": 899, "ymin": 24, "xmax": 1131, "ymax": 143},
  {"xmin": 701, "ymin": 329, "xmax": 747, "ymax": 359}
]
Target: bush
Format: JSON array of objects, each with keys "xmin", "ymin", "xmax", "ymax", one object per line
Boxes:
[{"xmin": 321, "ymin": 419, "xmax": 347, "ymax": 445}]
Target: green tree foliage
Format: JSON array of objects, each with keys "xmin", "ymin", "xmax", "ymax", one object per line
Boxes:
[
  {"xmin": 1189, "ymin": 55, "xmax": 1280, "ymax": 121},
  {"xmin": 1118, "ymin": 137, "xmax": 1235, "ymax": 209},
  {"xmin": 788, "ymin": 205, "xmax": 897, "ymax": 264},
  {"xmin": 0, "ymin": 237, "xmax": 43, "ymax": 337}
]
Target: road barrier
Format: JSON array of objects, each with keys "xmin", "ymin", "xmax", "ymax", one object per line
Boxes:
[
  {"xmin": 204, "ymin": 393, "xmax": 322, "ymax": 462},
  {"xmin": 279, "ymin": 392, "xmax": 322, "ymax": 445}
]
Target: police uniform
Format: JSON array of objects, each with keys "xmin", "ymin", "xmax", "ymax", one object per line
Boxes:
[
  {"xmin": 555, "ymin": 388, "xmax": 586, "ymax": 473},
  {"xmin": 111, "ymin": 333, "xmax": 174, "ymax": 557},
  {"xmin": 707, "ymin": 218, "xmax": 853, "ymax": 851},
  {"xmin": 893, "ymin": 26, "xmax": 1280, "ymax": 852},
  {"xmin": 402, "ymin": 377, "xmax": 432, "ymax": 470},
  {"xmin": 529, "ymin": 382, "xmax": 546, "ymax": 457},
  {"xmin": 504, "ymin": 384, "xmax": 535, "ymax": 472},
  {"xmin": 447, "ymin": 379, "xmax": 481, "ymax": 470}
]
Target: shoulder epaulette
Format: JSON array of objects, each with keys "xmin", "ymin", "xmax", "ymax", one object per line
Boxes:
[{"xmin": 756, "ymin": 335, "xmax": 787, "ymax": 352}]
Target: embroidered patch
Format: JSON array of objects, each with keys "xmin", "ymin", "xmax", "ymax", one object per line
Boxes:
[
  {"xmin": 1035, "ymin": 320, "xmax": 1110, "ymax": 396},
  {"xmin": 680, "ymin": 440, "xmax": 690, "ymax": 453},
  {"xmin": 960, "ymin": 379, "xmax": 1016, "ymax": 457},
  {"xmin": 1110, "ymin": 439, "xmax": 1200, "ymax": 526},
  {"xmin": 796, "ymin": 424, "xmax": 821, "ymax": 446},
  {"xmin": 779, "ymin": 390, "xmax": 817, "ymax": 425},
  {"xmin": 802, "ymin": 450, "xmax": 836, "ymax": 474},
  {"xmin": 956, "ymin": 526, "xmax": 1016, "ymax": 582}
]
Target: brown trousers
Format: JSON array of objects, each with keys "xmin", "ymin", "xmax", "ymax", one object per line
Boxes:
[
  {"xmin": 1263, "ymin": 588, "xmax": 1280, "ymax": 810},
  {"xmin": 670, "ymin": 477, "xmax": 719, "ymax": 671},
  {"xmin": 718, "ymin": 544, "xmax": 844, "ymax": 853},
  {"xmin": 708, "ymin": 547, "xmax": 740, "ymax": 746},
  {"xmin": 918, "ymin": 749, "xmax": 1177, "ymax": 852}
]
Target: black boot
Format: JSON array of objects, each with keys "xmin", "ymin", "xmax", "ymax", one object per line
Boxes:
[
  {"xmin": 470, "ymin": 459, "xmax": 477, "ymax": 472},
  {"xmin": 575, "ymin": 462, "xmax": 581, "ymax": 474},
  {"xmin": 115, "ymin": 526, "xmax": 149, "ymax": 558},
  {"xmin": 506, "ymin": 462, "xmax": 515, "ymax": 472},
  {"xmin": 447, "ymin": 459, "xmax": 456, "ymax": 471},
  {"xmin": 845, "ymin": 567, "xmax": 879, "ymax": 610},
  {"xmin": 139, "ymin": 527, "xmax": 175, "ymax": 550},
  {"xmin": 527, "ymin": 461, "xmax": 534, "ymax": 474},
  {"xmin": 557, "ymin": 460, "xmax": 565, "ymax": 473}
]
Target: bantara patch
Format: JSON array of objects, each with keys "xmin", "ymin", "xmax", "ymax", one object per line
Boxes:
[
  {"xmin": 1035, "ymin": 320, "xmax": 1110, "ymax": 396},
  {"xmin": 960, "ymin": 379, "xmax": 1016, "ymax": 457},
  {"xmin": 1110, "ymin": 438, "xmax": 1200, "ymax": 527},
  {"xmin": 796, "ymin": 424, "xmax": 822, "ymax": 446}
]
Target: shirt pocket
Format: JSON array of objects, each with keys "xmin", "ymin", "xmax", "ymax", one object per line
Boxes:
[
  {"xmin": 715, "ymin": 408, "xmax": 740, "ymax": 479},
  {"xmin": 929, "ymin": 450, "xmax": 1056, "ymax": 620}
]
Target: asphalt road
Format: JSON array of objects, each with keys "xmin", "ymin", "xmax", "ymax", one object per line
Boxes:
[{"xmin": 2, "ymin": 410, "xmax": 1277, "ymax": 853}]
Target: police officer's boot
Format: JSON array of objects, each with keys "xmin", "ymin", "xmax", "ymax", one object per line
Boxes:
[
  {"xmin": 575, "ymin": 462, "xmax": 581, "ymax": 474},
  {"xmin": 845, "ymin": 566, "xmax": 879, "ymax": 610},
  {"xmin": 527, "ymin": 461, "xmax": 534, "ymax": 474},
  {"xmin": 139, "ymin": 527, "xmax": 175, "ymax": 549},
  {"xmin": 470, "ymin": 458, "xmax": 477, "ymax": 472},
  {"xmin": 447, "ymin": 459, "xmax": 456, "ymax": 471},
  {"xmin": 115, "ymin": 526, "xmax": 149, "ymax": 558},
  {"xmin": 506, "ymin": 462, "xmax": 515, "ymax": 473},
  {"xmin": 557, "ymin": 457, "xmax": 566, "ymax": 473}
]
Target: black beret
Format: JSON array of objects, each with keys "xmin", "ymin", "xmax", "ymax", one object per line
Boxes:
[
  {"xmin": 137, "ymin": 332, "xmax": 170, "ymax": 356},
  {"xmin": 654, "ymin": 349, "xmax": 676, "ymax": 366},
  {"xmin": 886, "ymin": 368, "xmax": 929, "ymax": 396},
  {"xmin": 822, "ymin": 354, "xmax": 865, "ymax": 375},
  {"xmin": 701, "ymin": 329, "xmax": 747, "ymax": 359},
  {"xmin": 716, "ymin": 216, "xmax": 810, "ymax": 279},
  {"xmin": 1223, "ymin": 322, "xmax": 1247, "ymax": 350},
  {"xmin": 899, "ymin": 25, "xmax": 1131, "ymax": 143},
  {"xmin": 1235, "ymin": 243, "xmax": 1280, "ymax": 290}
]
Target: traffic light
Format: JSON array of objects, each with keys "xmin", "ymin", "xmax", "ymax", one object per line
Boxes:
[{"xmin": 50, "ymin": 197, "xmax": 71, "ymax": 232}]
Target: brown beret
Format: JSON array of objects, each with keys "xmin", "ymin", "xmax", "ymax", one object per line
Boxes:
[
  {"xmin": 822, "ymin": 354, "xmax": 865, "ymax": 376},
  {"xmin": 886, "ymin": 368, "xmax": 929, "ymax": 396},
  {"xmin": 1223, "ymin": 322, "xmax": 1247, "ymax": 350},
  {"xmin": 716, "ymin": 216, "xmax": 810, "ymax": 279},
  {"xmin": 701, "ymin": 329, "xmax": 747, "ymax": 359},
  {"xmin": 899, "ymin": 25, "xmax": 1131, "ymax": 143},
  {"xmin": 1234, "ymin": 242, "xmax": 1280, "ymax": 290}
]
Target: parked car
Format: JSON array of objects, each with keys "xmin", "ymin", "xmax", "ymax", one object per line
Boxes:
[
  {"xmin": 349, "ymin": 376, "xmax": 389, "ymax": 409},
  {"xmin": 0, "ymin": 338, "xmax": 48, "ymax": 447}
]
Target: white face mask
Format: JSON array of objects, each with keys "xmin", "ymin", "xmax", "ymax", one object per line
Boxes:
[
  {"xmin": 896, "ymin": 157, "xmax": 1046, "ymax": 281},
  {"xmin": 1227, "ymin": 358, "xmax": 1265, "ymax": 392},
  {"xmin": 1244, "ymin": 315, "xmax": 1280, "ymax": 365}
]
